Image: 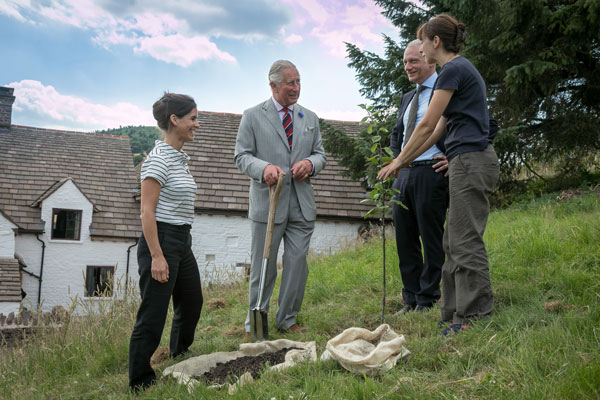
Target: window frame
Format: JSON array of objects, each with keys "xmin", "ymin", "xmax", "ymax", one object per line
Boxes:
[
  {"xmin": 85, "ymin": 265, "xmax": 115, "ymax": 298},
  {"xmin": 51, "ymin": 208, "xmax": 82, "ymax": 241}
]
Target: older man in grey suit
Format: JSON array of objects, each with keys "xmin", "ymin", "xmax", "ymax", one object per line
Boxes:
[{"xmin": 235, "ymin": 60, "xmax": 326, "ymax": 335}]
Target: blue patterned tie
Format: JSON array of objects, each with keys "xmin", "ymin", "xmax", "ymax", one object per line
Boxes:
[{"xmin": 282, "ymin": 107, "xmax": 293, "ymax": 149}]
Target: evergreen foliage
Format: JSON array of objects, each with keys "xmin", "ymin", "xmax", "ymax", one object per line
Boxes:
[{"xmin": 324, "ymin": 0, "xmax": 600, "ymax": 190}]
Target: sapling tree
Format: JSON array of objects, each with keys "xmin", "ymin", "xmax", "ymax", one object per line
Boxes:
[{"xmin": 359, "ymin": 104, "xmax": 406, "ymax": 324}]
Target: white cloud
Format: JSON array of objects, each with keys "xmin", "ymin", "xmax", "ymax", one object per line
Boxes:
[
  {"xmin": 285, "ymin": 34, "xmax": 303, "ymax": 45},
  {"xmin": 1, "ymin": 0, "xmax": 239, "ymax": 66},
  {"xmin": 7, "ymin": 80, "xmax": 155, "ymax": 131},
  {"xmin": 281, "ymin": 0, "xmax": 395, "ymax": 58},
  {"xmin": 135, "ymin": 34, "xmax": 236, "ymax": 67},
  {"xmin": 0, "ymin": 0, "xmax": 28, "ymax": 22}
]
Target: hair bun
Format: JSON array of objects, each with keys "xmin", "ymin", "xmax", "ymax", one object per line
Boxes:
[{"xmin": 456, "ymin": 23, "xmax": 466, "ymax": 44}]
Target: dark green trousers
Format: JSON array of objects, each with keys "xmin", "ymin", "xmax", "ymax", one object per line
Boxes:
[{"xmin": 441, "ymin": 145, "xmax": 499, "ymax": 325}]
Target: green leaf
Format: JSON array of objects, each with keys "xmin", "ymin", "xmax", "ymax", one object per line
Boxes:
[
  {"xmin": 372, "ymin": 135, "xmax": 381, "ymax": 143},
  {"xmin": 391, "ymin": 199, "xmax": 408, "ymax": 210},
  {"xmin": 364, "ymin": 208, "xmax": 377, "ymax": 218}
]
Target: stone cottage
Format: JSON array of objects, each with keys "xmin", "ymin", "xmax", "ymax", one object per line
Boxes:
[
  {"xmin": 0, "ymin": 85, "xmax": 376, "ymax": 311},
  {"xmin": 0, "ymin": 87, "xmax": 141, "ymax": 313}
]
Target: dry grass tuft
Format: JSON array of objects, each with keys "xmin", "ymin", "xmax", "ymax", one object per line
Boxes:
[
  {"xmin": 224, "ymin": 326, "xmax": 245, "ymax": 336},
  {"xmin": 150, "ymin": 346, "xmax": 170, "ymax": 366},
  {"xmin": 205, "ymin": 298, "xmax": 227, "ymax": 310},
  {"xmin": 543, "ymin": 300, "xmax": 573, "ymax": 313}
]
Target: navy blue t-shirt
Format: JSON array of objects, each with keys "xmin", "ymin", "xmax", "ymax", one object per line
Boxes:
[{"xmin": 434, "ymin": 56, "xmax": 490, "ymax": 159}]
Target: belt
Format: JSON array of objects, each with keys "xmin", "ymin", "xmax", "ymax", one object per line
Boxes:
[
  {"xmin": 156, "ymin": 221, "xmax": 192, "ymax": 231},
  {"xmin": 408, "ymin": 159, "xmax": 437, "ymax": 168}
]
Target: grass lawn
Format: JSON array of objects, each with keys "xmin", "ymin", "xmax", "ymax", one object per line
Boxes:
[{"xmin": 1, "ymin": 187, "xmax": 598, "ymax": 399}]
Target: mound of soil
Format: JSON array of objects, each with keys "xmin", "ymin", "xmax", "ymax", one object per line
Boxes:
[{"xmin": 198, "ymin": 347, "xmax": 298, "ymax": 385}]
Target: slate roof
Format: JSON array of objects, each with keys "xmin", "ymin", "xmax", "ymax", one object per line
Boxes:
[
  {"xmin": 187, "ymin": 111, "xmax": 373, "ymax": 221},
  {"xmin": 0, "ymin": 257, "xmax": 21, "ymax": 303},
  {"xmin": 0, "ymin": 126, "xmax": 141, "ymax": 239}
]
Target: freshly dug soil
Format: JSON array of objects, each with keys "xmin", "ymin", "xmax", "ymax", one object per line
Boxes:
[{"xmin": 198, "ymin": 347, "xmax": 299, "ymax": 385}]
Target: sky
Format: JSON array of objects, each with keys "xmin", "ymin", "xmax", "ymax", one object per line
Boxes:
[{"xmin": 0, "ymin": 0, "xmax": 400, "ymax": 132}]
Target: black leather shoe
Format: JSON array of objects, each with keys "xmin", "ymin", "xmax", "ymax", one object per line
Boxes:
[
  {"xmin": 394, "ymin": 304, "xmax": 415, "ymax": 315},
  {"xmin": 415, "ymin": 304, "xmax": 433, "ymax": 312}
]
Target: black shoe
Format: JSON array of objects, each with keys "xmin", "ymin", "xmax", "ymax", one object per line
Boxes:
[
  {"xmin": 415, "ymin": 304, "xmax": 433, "ymax": 312},
  {"xmin": 394, "ymin": 304, "xmax": 415, "ymax": 315}
]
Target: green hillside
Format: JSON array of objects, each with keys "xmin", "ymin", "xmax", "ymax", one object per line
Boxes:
[{"xmin": 1, "ymin": 187, "xmax": 598, "ymax": 399}]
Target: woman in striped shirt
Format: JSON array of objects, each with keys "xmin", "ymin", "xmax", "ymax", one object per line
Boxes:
[{"xmin": 129, "ymin": 93, "xmax": 203, "ymax": 392}]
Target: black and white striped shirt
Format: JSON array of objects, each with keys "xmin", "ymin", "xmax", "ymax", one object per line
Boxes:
[{"xmin": 141, "ymin": 140, "xmax": 197, "ymax": 225}]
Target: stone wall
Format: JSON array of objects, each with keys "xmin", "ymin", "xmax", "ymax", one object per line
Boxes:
[{"xmin": 0, "ymin": 308, "xmax": 64, "ymax": 347}]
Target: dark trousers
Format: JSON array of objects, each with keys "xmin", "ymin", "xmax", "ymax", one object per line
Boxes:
[
  {"xmin": 441, "ymin": 145, "xmax": 499, "ymax": 324},
  {"xmin": 128, "ymin": 222, "xmax": 203, "ymax": 389},
  {"xmin": 392, "ymin": 164, "xmax": 448, "ymax": 307}
]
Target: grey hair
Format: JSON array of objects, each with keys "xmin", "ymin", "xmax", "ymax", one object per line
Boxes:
[
  {"xmin": 268, "ymin": 60, "xmax": 297, "ymax": 87},
  {"xmin": 406, "ymin": 39, "xmax": 422, "ymax": 49}
]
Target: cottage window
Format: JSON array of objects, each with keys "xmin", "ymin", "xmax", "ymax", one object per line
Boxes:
[
  {"xmin": 51, "ymin": 209, "xmax": 82, "ymax": 240},
  {"xmin": 85, "ymin": 266, "xmax": 114, "ymax": 297}
]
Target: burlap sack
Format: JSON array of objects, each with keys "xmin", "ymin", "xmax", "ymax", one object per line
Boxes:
[
  {"xmin": 320, "ymin": 324, "xmax": 410, "ymax": 376},
  {"xmin": 163, "ymin": 339, "xmax": 317, "ymax": 393}
]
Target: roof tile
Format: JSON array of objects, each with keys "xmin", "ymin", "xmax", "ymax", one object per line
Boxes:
[
  {"xmin": 185, "ymin": 111, "xmax": 373, "ymax": 221},
  {"xmin": 0, "ymin": 127, "xmax": 141, "ymax": 238}
]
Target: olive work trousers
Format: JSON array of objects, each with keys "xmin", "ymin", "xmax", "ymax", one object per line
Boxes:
[{"xmin": 441, "ymin": 145, "xmax": 499, "ymax": 325}]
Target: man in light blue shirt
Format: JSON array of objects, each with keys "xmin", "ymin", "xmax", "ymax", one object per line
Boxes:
[{"xmin": 390, "ymin": 40, "xmax": 449, "ymax": 314}]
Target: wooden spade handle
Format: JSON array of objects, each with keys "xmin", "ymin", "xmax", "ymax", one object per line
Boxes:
[{"xmin": 263, "ymin": 173, "xmax": 285, "ymax": 259}]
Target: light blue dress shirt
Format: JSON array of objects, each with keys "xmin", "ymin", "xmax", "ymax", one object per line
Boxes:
[{"xmin": 401, "ymin": 72, "xmax": 443, "ymax": 162}]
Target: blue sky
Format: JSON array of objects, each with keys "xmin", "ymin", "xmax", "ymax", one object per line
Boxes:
[{"xmin": 0, "ymin": 0, "xmax": 400, "ymax": 132}]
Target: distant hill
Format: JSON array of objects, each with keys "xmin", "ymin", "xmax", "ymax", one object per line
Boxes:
[{"xmin": 94, "ymin": 125, "xmax": 160, "ymax": 165}]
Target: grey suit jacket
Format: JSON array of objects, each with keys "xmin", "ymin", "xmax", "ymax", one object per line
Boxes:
[{"xmin": 234, "ymin": 99, "xmax": 326, "ymax": 223}]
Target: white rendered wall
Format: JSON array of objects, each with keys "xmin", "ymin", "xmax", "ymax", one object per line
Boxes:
[
  {"xmin": 0, "ymin": 213, "xmax": 17, "ymax": 258},
  {"xmin": 15, "ymin": 181, "xmax": 139, "ymax": 313},
  {"xmin": 16, "ymin": 234, "xmax": 139, "ymax": 313},
  {"xmin": 191, "ymin": 215, "xmax": 252, "ymax": 284},
  {"xmin": 191, "ymin": 214, "xmax": 364, "ymax": 284},
  {"xmin": 40, "ymin": 180, "xmax": 94, "ymax": 243},
  {"xmin": 0, "ymin": 302, "xmax": 20, "ymax": 315},
  {"xmin": 310, "ymin": 219, "xmax": 364, "ymax": 256}
]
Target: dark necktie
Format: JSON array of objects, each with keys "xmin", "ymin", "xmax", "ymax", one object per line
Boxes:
[
  {"xmin": 282, "ymin": 107, "xmax": 293, "ymax": 149},
  {"xmin": 403, "ymin": 84, "xmax": 425, "ymax": 148}
]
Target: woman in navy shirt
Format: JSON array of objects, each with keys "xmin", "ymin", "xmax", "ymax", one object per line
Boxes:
[{"xmin": 379, "ymin": 14, "xmax": 500, "ymax": 335}]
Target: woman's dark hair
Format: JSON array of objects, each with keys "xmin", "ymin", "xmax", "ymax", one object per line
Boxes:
[
  {"xmin": 152, "ymin": 92, "xmax": 196, "ymax": 131},
  {"xmin": 417, "ymin": 14, "xmax": 466, "ymax": 53}
]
